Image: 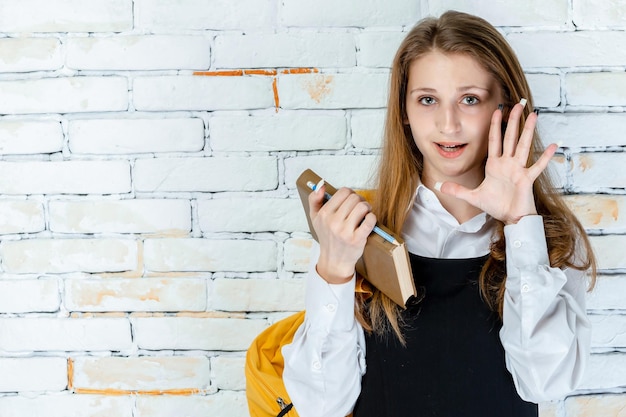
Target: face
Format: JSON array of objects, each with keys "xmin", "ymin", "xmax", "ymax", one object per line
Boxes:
[{"xmin": 405, "ymin": 51, "xmax": 504, "ymax": 188}]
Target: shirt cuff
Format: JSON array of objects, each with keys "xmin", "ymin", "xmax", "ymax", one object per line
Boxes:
[
  {"xmin": 304, "ymin": 242, "xmax": 356, "ymax": 333},
  {"xmin": 503, "ymin": 215, "xmax": 550, "ymax": 271}
]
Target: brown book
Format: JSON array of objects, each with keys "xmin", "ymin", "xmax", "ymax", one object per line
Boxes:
[{"xmin": 296, "ymin": 169, "xmax": 416, "ymax": 308}]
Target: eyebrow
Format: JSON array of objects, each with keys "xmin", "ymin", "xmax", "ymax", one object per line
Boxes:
[{"xmin": 409, "ymin": 85, "xmax": 491, "ymax": 95}]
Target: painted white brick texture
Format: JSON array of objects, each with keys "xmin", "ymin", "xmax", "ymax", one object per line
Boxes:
[{"xmin": 0, "ymin": 1, "xmax": 622, "ymax": 415}]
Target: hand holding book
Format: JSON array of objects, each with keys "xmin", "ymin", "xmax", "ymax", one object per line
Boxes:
[{"xmin": 296, "ymin": 169, "xmax": 416, "ymax": 307}]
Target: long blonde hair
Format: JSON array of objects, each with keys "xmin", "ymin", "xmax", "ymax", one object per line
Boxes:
[{"xmin": 359, "ymin": 10, "xmax": 596, "ymax": 342}]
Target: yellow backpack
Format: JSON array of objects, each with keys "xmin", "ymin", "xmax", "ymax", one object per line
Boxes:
[
  {"xmin": 245, "ymin": 278, "xmax": 372, "ymax": 417},
  {"xmin": 245, "ymin": 311, "xmax": 304, "ymax": 417}
]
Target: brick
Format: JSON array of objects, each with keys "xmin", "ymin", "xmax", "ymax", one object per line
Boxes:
[
  {"xmin": 280, "ymin": 0, "xmax": 420, "ymax": 27},
  {"xmin": 427, "ymin": 0, "xmax": 568, "ymax": 27},
  {"xmin": 0, "ymin": 239, "xmax": 138, "ymax": 273},
  {"xmin": 144, "ymin": 238, "xmax": 277, "ymax": 273},
  {"xmin": 351, "ymin": 110, "xmax": 385, "ymax": 148},
  {"xmin": 72, "ymin": 356, "xmax": 211, "ymax": 391},
  {"xmin": 0, "ymin": 38, "xmax": 62, "ymax": 72},
  {"xmin": 198, "ymin": 198, "xmax": 307, "ymax": 233},
  {"xmin": 0, "ymin": 0, "xmax": 132, "ymax": 32},
  {"xmin": 284, "ymin": 238, "xmax": 313, "ymax": 272},
  {"xmin": 135, "ymin": 392, "xmax": 247, "ymax": 417},
  {"xmin": 214, "ymin": 33, "xmax": 356, "ymax": 68},
  {"xmin": 279, "ymin": 73, "xmax": 389, "ymax": 109},
  {"xmin": 573, "ymin": 1, "xmax": 626, "ymax": 28},
  {"xmin": 589, "ymin": 236, "xmax": 626, "ymax": 270},
  {"xmin": 133, "ymin": 317, "xmax": 267, "ymax": 351},
  {"xmin": 509, "ymin": 32, "xmax": 626, "ymax": 68},
  {"xmin": 0, "ymin": 161, "xmax": 130, "ymax": 195},
  {"xmin": 0, "ymin": 77, "xmax": 128, "ymax": 115},
  {"xmin": 566, "ymin": 73, "xmax": 626, "ymax": 106},
  {"xmin": 572, "ymin": 153, "xmax": 626, "ymax": 190},
  {"xmin": 0, "ymin": 358, "xmax": 67, "ymax": 392},
  {"xmin": 589, "ymin": 314, "xmax": 626, "ymax": 349},
  {"xmin": 0, "ymin": 200, "xmax": 45, "ymax": 234},
  {"xmin": 210, "ymin": 278, "xmax": 305, "ymax": 312},
  {"xmin": 0, "ymin": 279, "xmax": 59, "ymax": 313},
  {"xmin": 358, "ymin": 32, "xmax": 406, "ymax": 68},
  {"xmin": 0, "ymin": 120, "xmax": 63, "ymax": 154},
  {"xmin": 65, "ymin": 278, "xmax": 206, "ymax": 312},
  {"xmin": 133, "ymin": 76, "xmax": 274, "ymax": 111},
  {"xmin": 209, "ymin": 113, "xmax": 347, "ymax": 152},
  {"xmin": 579, "ymin": 353, "xmax": 626, "ymax": 391},
  {"xmin": 135, "ymin": 0, "xmax": 273, "ymax": 30},
  {"xmin": 538, "ymin": 113, "xmax": 626, "ymax": 148},
  {"xmin": 0, "ymin": 394, "xmax": 133, "ymax": 417},
  {"xmin": 527, "ymin": 74, "xmax": 560, "ymax": 108},
  {"xmin": 67, "ymin": 35, "xmax": 211, "ymax": 71},
  {"xmin": 587, "ymin": 275, "xmax": 626, "ymax": 310},
  {"xmin": 0, "ymin": 318, "xmax": 131, "ymax": 352},
  {"xmin": 565, "ymin": 394, "xmax": 626, "ymax": 417},
  {"xmin": 563, "ymin": 195, "xmax": 626, "ymax": 232},
  {"xmin": 284, "ymin": 155, "xmax": 380, "ymax": 190},
  {"xmin": 134, "ymin": 157, "xmax": 277, "ymax": 193},
  {"xmin": 211, "ymin": 356, "xmax": 245, "ymax": 390},
  {"xmin": 69, "ymin": 118, "xmax": 204, "ymax": 154},
  {"xmin": 49, "ymin": 199, "xmax": 191, "ymax": 234}
]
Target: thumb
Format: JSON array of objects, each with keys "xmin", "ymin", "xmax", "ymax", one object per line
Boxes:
[
  {"xmin": 308, "ymin": 182, "xmax": 327, "ymax": 219},
  {"xmin": 438, "ymin": 181, "xmax": 472, "ymax": 202}
]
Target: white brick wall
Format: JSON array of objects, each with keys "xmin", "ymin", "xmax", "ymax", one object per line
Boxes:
[{"xmin": 0, "ymin": 1, "xmax": 624, "ymax": 416}]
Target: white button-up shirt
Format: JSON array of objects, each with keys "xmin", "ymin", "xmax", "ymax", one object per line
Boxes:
[{"xmin": 282, "ymin": 184, "xmax": 591, "ymax": 417}]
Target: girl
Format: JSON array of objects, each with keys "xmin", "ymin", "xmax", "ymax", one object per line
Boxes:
[{"xmin": 282, "ymin": 10, "xmax": 596, "ymax": 417}]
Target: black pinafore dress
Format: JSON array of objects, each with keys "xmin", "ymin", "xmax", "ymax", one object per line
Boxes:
[{"xmin": 353, "ymin": 253, "xmax": 537, "ymax": 417}]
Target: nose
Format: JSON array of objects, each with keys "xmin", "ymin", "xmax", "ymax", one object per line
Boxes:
[{"xmin": 436, "ymin": 103, "xmax": 461, "ymax": 135}]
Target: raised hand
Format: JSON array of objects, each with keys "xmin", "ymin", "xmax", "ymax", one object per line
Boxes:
[
  {"xmin": 439, "ymin": 100, "xmax": 558, "ymax": 225},
  {"xmin": 309, "ymin": 184, "xmax": 377, "ymax": 284}
]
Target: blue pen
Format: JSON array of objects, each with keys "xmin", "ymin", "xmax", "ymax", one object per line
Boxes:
[{"xmin": 307, "ymin": 180, "xmax": 399, "ymax": 245}]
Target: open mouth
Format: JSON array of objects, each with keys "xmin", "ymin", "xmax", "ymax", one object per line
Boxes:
[{"xmin": 436, "ymin": 143, "xmax": 467, "ymax": 152}]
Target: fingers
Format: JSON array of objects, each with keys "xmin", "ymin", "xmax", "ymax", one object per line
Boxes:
[
  {"xmin": 527, "ymin": 142, "xmax": 558, "ymax": 180},
  {"xmin": 310, "ymin": 186, "xmax": 373, "ymax": 234},
  {"xmin": 514, "ymin": 110, "xmax": 538, "ymax": 164},
  {"xmin": 355, "ymin": 212, "xmax": 377, "ymax": 241},
  {"xmin": 440, "ymin": 181, "xmax": 478, "ymax": 208},
  {"xmin": 502, "ymin": 100, "xmax": 525, "ymax": 157},
  {"xmin": 488, "ymin": 106, "xmax": 503, "ymax": 157},
  {"xmin": 308, "ymin": 182, "xmax": 328, "ymax": 219}
]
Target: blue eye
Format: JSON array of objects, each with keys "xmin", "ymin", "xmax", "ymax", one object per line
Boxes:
[
  {"xmin": 419, "ymin": 96, "xmax": 436, "ymax": 105},
  {"xmin": 462, "ymin": 96, "xmax": 479, "ymax": 105}
]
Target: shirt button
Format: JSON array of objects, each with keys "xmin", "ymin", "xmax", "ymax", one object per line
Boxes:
[
  {"xmin": 522, "ymin": 283, "xmax": 530, "ymax": 293},
  {"xmin": 325, "ymin": 303, "xmax": 336, "ymax": 313},
  {"xmin": 312, "ymin": 360, "xmax": 322, "ymax": 370},
  {"xmin": 513, "ymin": 240, "xmax": 522, "ymax": 248}
]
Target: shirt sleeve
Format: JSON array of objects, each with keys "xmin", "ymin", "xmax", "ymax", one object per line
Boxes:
[
  {"xmin": 500, "ymin": 215, "xmax": 591, "ymax": 402},
  {"xmin": 282, "ymin": 241, "xmax": 366, "ymax": 417}
]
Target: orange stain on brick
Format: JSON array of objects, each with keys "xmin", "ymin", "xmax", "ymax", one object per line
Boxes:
[
  {"xmin": 193, "ymin": 68, "xmax": 319, "ymax": 111},
  {"xmin": 578, "ymin": 155, "xmax": 594, "ymax": 172},
  {"xmin": 73, "ymin": 387, "xmax": 209, "ymax": 396},
  {"xmin": 68, "ymin": 358, "xmax": 74, "ymax": 390},
  {"xmin": 140, "ymin": 287, "xmax": 163, "ymax": 302},
  {"xmin": 567, "ymin": 196, "xmax": 620, "ymax": 227},
  {"xmin": 281, "ymin": 68, "xmax": 319, "ymax": 74},
  {"xmin": 272, "ymin": 77, "xmax": 279, "ymax": 112},
  {"xmin": 589, "ymin": 198, "xmax": 620, "ymax": 225},
  {"xmin": 304, "ymin": 74, "xmax": 334, "ymax": 103}
]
